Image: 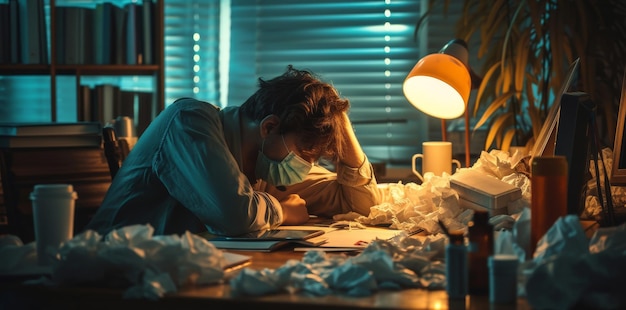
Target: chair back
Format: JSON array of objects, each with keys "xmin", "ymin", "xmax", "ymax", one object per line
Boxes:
[{"xmin": 102, "ymin": 126, "xmax": 130, "ymax": 179}]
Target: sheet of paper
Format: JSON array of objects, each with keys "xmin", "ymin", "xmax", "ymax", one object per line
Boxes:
[{"xmin": 280, "ymin": 225, "xmax": 408, "ymax": 249}]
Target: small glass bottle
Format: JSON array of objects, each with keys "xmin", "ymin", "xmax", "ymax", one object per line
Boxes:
[
  {"xmin": 531, "ymin": 156, "xmax": 568, "ymax": 256},
  {"xmin": 445, "ymin": 230, "xmax": 468, "ymax": 299},
  {"xmin": 468, "ymin": 209, "xmax": 493, "ymax": 295}
]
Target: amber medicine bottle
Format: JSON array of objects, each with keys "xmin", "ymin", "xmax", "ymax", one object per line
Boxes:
[
  {"xmin": 468, "ymin": 209, "xmax": 493, "ymax": 295},
  {"xmin": 530, "ymin": 156, "xmax": 568, "ymax": 256}
]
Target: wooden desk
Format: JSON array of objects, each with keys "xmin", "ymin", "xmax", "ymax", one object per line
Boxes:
[{"xmin": 1, "ymin": 249, "xmax": 531, "ymax": 310}]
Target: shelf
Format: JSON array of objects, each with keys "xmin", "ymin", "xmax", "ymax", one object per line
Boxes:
[
  {"xmin": 0, "ymin": 65, "xmax": 51, "ymax": 75},
  {"xmin": 0, "ymin": 0, "xmax": 164, "ymax": 123},
  {"xmin": 58, "ymin": 65, "xmax": 161, "ymax": 75},
  {"xmin": 0, "ymin": 64, "xmax": 160, "ymax": 76}
]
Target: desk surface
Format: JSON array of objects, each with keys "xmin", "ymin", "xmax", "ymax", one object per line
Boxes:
[
  {"xmin": 1, "ymin": 248, "xmax": 531, "ymax": 310},
  {"xmin": 1, "ymin": 220, "xmax": 601, "ymax": 310}
]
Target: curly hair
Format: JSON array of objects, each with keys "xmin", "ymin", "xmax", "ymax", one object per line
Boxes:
[{"xmin": 239, "ymin": 65, "xmax": 350, "ymax": 161}]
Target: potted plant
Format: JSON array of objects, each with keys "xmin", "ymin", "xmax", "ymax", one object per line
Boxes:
[{"xmin": 418, "ymin": 0, "xmax": 626, "ymax": 152}]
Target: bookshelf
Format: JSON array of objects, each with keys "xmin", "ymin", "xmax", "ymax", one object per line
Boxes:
[
  {"xmin": 0, "ymin": 0, "xmax": 165, "ymax": 130},
  {"xmin": 0, "ymin": 0, "xmax": 164, "ymax": 241}
]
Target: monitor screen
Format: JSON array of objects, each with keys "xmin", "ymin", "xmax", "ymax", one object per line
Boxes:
[
  {"xmin": 530, "ymin": 58, "xmax": 581, "ymax": 160},
  {"xmin": 554, "ymin": 91, "xmax": 595, "ymax": 215},
  {"xmin": 611, "ymin": 69, "xmax": 626, "ymax": 186}
]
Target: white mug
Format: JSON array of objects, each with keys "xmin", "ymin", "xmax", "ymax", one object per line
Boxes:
[{"xmin": 411, "ymin": 141, "xmax": 461, "ymax": 182}]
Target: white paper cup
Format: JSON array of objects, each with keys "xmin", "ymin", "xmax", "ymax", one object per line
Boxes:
[
  {"xmin": 488, "ymin": 254, "xmax": 519, "ymax": 303},
  {"xmin": 30, "ymin": 184, "xmax": 78, "ymax": 266}
]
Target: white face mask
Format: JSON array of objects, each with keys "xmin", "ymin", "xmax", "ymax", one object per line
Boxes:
[{"xmin": 255, "ymin": 135, "xmax": 312, "ymax": 187}]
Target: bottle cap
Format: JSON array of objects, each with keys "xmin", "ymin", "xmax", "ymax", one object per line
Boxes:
[
  {"xmin": 488, "ymin": 254, "xmax": 519, "ymax": 273},
  {"xmin": 448, "ymin": 230, "xmax": 465, "ymax": 245},
  {"xmin": 471, "ymin": 209, "xmax": 490, "ymax": 225},
  {"xmin": 531, "ymin": 156, "xmax": 568, "ymax": 176}
]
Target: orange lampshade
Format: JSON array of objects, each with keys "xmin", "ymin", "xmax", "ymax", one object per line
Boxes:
[{"xmin": 402, "ymin": 53, "xmax": 471, "ymax": 119}]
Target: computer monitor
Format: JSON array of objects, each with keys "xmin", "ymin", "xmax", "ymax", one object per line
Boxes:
[
  {"xmin": 554, "ymin": 92, "xmax": 595, "ymax": 215},
  {"xmin": 530, "ymin": 58, "xmax": 581, "ymax": 160},
  {"xmin": 610, "ymin": 69, "xmax": 626, "ymax": 186}
]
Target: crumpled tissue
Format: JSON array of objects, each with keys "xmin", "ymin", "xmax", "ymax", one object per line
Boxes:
[
  {"xmin": 0, "ymin": 224, "xmax": 228, "ymax": 300},
  {"xmin": 230, "ymin": 233, "xmax": 447, "ymax": 296},
  {"xmin": 522, "ymin": 215, "xmax": 626, "ymax": 310},
  {"xmin": 582, "ymin": 147, "xmax": 626, "ymax": 219},
  {"xmin": 343, "ymin": 149, "xmax": 531, "ymax": 236},
  {"xmin": 342, "ymin": 173, "xmax": 473, "ymax": 235}
]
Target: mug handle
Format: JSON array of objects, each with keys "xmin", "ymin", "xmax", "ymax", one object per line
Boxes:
[
  {"xmin": 452, "ymin": 159, "xmax": 461, "ymax": 173},
  {"xmin": 411, "ymin": 154, "xmax": 424, "ymax": 182}
]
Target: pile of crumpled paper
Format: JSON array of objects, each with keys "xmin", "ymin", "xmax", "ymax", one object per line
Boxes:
[{"xmin": 0, "ymin": 224, "xmax": 228, "ymax": 300}]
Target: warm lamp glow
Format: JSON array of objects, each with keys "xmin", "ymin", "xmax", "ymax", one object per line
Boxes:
[
  {"xmin": 403, "ymin": 38, "xmax": 478, "ymax": 168},
  {"xmin": 402, "ymin": 53, "xmax": 471, "ymax": 119}
]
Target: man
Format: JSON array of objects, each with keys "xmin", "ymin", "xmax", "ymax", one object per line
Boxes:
[{"xmin": 86, "ymin": 65, "xmax": 382, "ymax": 237}]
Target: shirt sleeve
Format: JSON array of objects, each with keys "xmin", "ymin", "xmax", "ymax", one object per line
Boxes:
[{"xmin": 152, "ymin": 101, "xmax": 283, "ymax": 236}]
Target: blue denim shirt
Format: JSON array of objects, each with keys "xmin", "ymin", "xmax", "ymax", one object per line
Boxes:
[{"xmin": 86, "ymin": 98, "xmax": 380, "ymax": 236}]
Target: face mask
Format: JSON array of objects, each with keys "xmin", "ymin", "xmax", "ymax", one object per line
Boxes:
[{"xmin": 255, "ymin": 135, "xmax": 312, "ymax": 187}]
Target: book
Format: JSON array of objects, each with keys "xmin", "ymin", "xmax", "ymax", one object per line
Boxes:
[
  {"xmin": 119, "ymin": 90, "xmax": 137, "ymax": 119},
  {"xmin": 0, "ymin": 122, "xmax": 101, "ymax": 136},
  {"xmin": 124, "ymin": 2, "xmax": 143, "ymax": 64},
  {"xmin": 78, "ymin": 85, "xmax": 94, "ymax": 122},
  {"xmin": 112, "ymin": 3, "xmax": 126, "ymax": 65},
  {"xmin": 94, "ymin": 84, "xmax": 123, "ymax": 125},
  {"xmin": 55, "ymin": 6, "xmax": 65, "ymax": 64},
  {"xmin": 141, "ymin": 0, "xmax": 154, "ymax": 65},
  {"xmin": 19, "ymin": 0, "xmax": 42, "ymax": 64},
  {"xmin": 36, "ymin": 0, "xmax": 47, "ymax": 64},
  {"xmin": 0, "ymin": 135, "xmax": 102, "ymax": 148},
  {"xmin": 199, "ymin": 229, "xmax": 328, "ymax": 252},
  {"xmin": 0, "ymin": 3, "xmax": 9, "ymax": 63},
  {"xmin": 94, "ymin": 2, "xmax": 114, "ymax": 65},
  {"xmin": 9, "ymin": 0, "xmax": 20, "ymax": 64},
  {"xmin": 63, "ymin": 6, "xmax": 81, "ymax": 64}
]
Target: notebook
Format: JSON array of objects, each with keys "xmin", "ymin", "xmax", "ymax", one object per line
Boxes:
[{"xmin": 199, "ymin": 229, "xmax": 328, "ymax": 252}]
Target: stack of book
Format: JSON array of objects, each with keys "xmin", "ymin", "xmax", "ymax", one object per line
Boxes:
[
  {"xmin": 0, "ymin": 122, "xmax": 102, "ymax": 148},
  {"xmin": 78, "ymin": 84, "xmax": 154, "ymax": 135},
  {"xmin": 0, "ymin": 0, "xmax": 48, "ymax": 65},
  {"xmin": 0, "ymin": 122, "xmax": 110, "ymax": 242}
]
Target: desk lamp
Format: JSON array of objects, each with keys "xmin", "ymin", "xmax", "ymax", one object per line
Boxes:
[{"xmin": 402, "ymin": 39, "xmax": 477, "ymax": 167}]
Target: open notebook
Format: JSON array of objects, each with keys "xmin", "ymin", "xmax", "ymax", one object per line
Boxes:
[
  {"xmin": 283, "ymin": 225, "xmax": 417, "ymax": 251},
  {"xmin": 198, "ymin": 228, "xmax": 328, "ymax": 252}
]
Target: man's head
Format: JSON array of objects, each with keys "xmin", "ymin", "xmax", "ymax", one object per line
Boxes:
[{"xmin": 240, "ymin": 65, "xmax": 350, "ymax": 162}]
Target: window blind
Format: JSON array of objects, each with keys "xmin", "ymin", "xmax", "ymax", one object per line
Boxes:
[
  {"xmin": 228, "ymin": 0, "xmax": 429, "ymax": 165},
  {"xmin": 1, "ymin": 0, "xmax": 462, "ymax": 166},
  {"xmin": 164, "ymin": 0, "xmax": 220, "ymax": 106}
]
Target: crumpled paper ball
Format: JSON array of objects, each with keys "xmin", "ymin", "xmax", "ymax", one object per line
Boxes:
[
  {"xmin": 582, "ymin": 147, "xmax": 626, "ymax": 218},
  {"xmin": 523, "ymin": 216, "xmax": 626, "ymax": 310},
  {"xmin": 2, "ymin": 224, "xmax": 228, "ymax": 300},
  {"xmin": 355, "ymin": 174, "xmax": 470, "ymax": 234},
  {"xmin": 229, "ymin": 233, "xmax": 447, "ymax": 297},
  {"xmin": 354, "ymin": 149, "xmax": 531, "ymax": 236}
]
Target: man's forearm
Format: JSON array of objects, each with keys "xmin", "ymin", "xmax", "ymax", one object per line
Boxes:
[{"xmin": 339, "ymin": 112, "xmax": 366, "ymax": 168}]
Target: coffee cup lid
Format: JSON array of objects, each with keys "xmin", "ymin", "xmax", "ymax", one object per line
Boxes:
[
  {"xmin": 488, "ymin": 254, "xmax": 519, "ymax": 272},
  {"xmin": 30, "ymin": 184, "xmax": 78, "ymax": 199}
]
